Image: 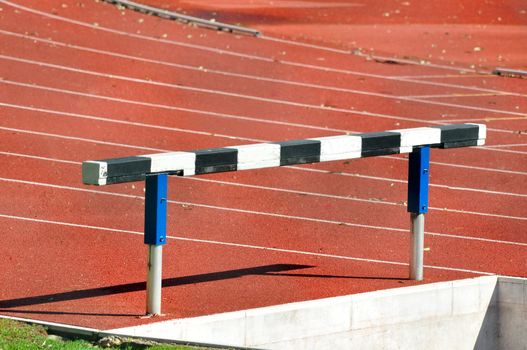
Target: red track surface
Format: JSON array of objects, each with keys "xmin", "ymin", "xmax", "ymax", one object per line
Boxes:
[{"xmin": 0, "ymin": 0, "xmax": 526, "ymax": 331}]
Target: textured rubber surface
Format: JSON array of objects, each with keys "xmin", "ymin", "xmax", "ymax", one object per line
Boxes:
[{"xmin": 0, "ymin": 0, "xmax": 526, "ymax": 331}]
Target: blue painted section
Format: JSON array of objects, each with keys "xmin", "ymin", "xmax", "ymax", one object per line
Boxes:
[
  {"xmin": 407, "ymin": 146, "xmax": 430, "ymax": 214},
  {"xmin": 144, "ymin": 174, "xmax": 168, "ymax": 245}
]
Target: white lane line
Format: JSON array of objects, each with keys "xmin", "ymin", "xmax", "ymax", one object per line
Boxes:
[
  {"xmin": 0, "ymin": 30, "xmax": 404, "ymax": 100},
  {"xmin": 405, "ymin": 96, "xmax": 527, "ymax": 118},
  {"xmin": 5, "ymin": 144, "xmax": 527, "ymax": 201},
  {"xmin": 262, "ymin": 36, "xmax": 476, "ymax": 73},
  {"xmin": 0, "ymin": 126, "xmax": 167, "ymax": 152},
  {"xmin": 0, "ymin": 151, "xmax": 80, "ymax": 165},
  {"xmin": 183, "ymin": 177, "xmax": 527, "ymax": 220},
  {"xmin": 2, "ymin": 101, "xmax": 527, "ymax": 180},
  {"xmin": 288, "ymin": 166, "xmax": 527, "ymax": 197},
  {"xmin": 394, "ymin": 74, "xmax": 494, "ymax": 79},
  {"xmin": 8, "ymin": 100, "xmax": 525, "ymax": 165},
  {"xmin": 1, "ymin": 29, "xmax": 521, "ymax": 124},
  {"xmin": 483, "ymin": 143, "xmax": 527, "ymax": 149},
  {"xmin": 279, "ymin": 60, "xmax": 527, "ymax": 98},
  {"xmin": 4, "ymin": 144, "xmax": 526, "ymax": 223},
  {"xmin": 0, "ymin": 60, "xmax": 511, "ymax": 138},
  {"xmin": 2, "ymin": 101, "xmax": 526, "ymax": 179},
  {"xmin": 400, "ymin": 93, "xmax": 503, "ymax": 99},
  {"xmin": 3, "ymin": 101, "xmax": 527, "ymax": 182},
  {"xmin": 1, "ymin": 0, "xmax": 524, "ymax": 99},
  {"xmin": 0, "ymin": 212, "xmax": 496, "ymax": 276},
  {"xmin": 2, "ymin": 176, "xmax": 527, "ymax": 248},
  {"xmin": 0, "ymin": 54, "xmax": 466, "ymax": 125},
  {"xmin": 478, "ymin": 147, "xmax": 527, "ymax": 155},
  {"xmin": 0, "ymin": 80, "xmax": 350, "ymax": 133},
  {"xmin": 0, "ymin": 102, "xmax": 264, "ymax": 143}
]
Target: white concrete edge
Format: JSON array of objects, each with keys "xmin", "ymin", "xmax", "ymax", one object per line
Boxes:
[{"xmin": 108, "ymin": 275, "xmax": 500, "ymax": 347}]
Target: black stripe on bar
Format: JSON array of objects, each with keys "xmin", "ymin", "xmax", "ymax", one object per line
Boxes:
[
  {"xmin": 439, "ymin": 140, "xmax": 479, "ymax": 149},
  {"xmin": 435, "ymin": 125, "xmax": 479, "ymax": 143},
  {"xmin": 359, "ymin": 132, "xmax": 401, "ymax": 157},
  {"xmin": 276, "ymin": 140, "xmax": 321, "ymax": 166},
  {"xmin": 106, "ymin": 173, "xmax": 147, "ymax": 185},
  {"xmin": 103, "ymin": 156, "xmax": 152, "ymax": 178},
  {"xmin": 361, "ymin": 147, "xmax": 401, "ymax": 157},
  {"xmin": 194, "ymin": 148, "xmax": 238, "ymax": 175}
]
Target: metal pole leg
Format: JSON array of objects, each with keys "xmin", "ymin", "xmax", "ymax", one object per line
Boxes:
[
  {"xmin": 144, "ymin": 173, "xmax": 168, "ymax": 315},
  {"xmin": 147, "ymin": 244, "xmax": 163, "ymax": 314},
  {"xmin": 407, "ymin": 146, "xmax": 430, "ymax": 281},
  {"xmin": 410, "ymin": 213, "xmax": 425, "ymax": 280}
]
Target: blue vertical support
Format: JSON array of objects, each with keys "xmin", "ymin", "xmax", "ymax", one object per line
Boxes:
[
  {"xmin": 407, "ymin": 146, "xmax": 430, "ymax": 280},
  {"xmin": 145, "ymin": 174, "xmax": 168, "ymax": 245},
  {"xmin": 144, "ymin": 173, "xmax": 167, "ymax": 315}
]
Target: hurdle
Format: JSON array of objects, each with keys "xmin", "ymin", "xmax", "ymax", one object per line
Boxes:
[{"xmin": 82, "ymin": 124, "xmax": 486, "ymax": 315}]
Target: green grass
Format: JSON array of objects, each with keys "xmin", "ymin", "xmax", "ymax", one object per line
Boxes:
[{"xmin": 0, "ymin": 319, "xmax": 218, "ymax": 350}]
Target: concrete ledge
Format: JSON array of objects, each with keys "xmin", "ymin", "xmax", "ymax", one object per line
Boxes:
[{"xmin": 108, "ymin": 275, "xmax": 527, "ymax": 349}]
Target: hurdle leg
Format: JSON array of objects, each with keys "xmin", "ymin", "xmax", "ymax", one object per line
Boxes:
[
  {"xmin": 407, "ymin": 146, "xmax": 430, "ymax": 281},
  {"xmin": 144, "ymin": 173, "xmax": 168, "ymax": 315}
]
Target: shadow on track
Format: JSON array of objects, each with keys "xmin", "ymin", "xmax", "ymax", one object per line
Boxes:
[{"xmin": 0, "ymin": 264, "xmax": 314, "ymax": 309}]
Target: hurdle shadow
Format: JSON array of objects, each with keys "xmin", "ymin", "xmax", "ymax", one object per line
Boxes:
[{"xmin": 0, "ymin": 264, "xmax": 313, "ymax": 310}]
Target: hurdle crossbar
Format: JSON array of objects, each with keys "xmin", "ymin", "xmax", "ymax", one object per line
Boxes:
[{"xmin": 82, "ymin": 123, "xmax": 486, "ymax": 315}]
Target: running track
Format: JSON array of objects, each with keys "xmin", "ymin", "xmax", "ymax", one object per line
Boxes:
[{"xmin": 0, "ymin": 0, "xmax": 526, "ymax": 330}]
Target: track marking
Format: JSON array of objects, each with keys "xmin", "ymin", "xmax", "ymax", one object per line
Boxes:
[
  {"xmin": 183, "ymin": 177, "xmax": 527, "ymax": 219},
  {"xmin": 401, "ymin": 93, "xmax": 503, "ymax": 99},
  {"xmin": 0, "ymin": 126, "xmax": 167, "ymax": 152},
  {"xmin": 431, "ymin": 116, "xmax": 527, "ymax": 123},
  {"xmin": 1, "ymin": 0, "xmax": 525, "ymax": 99},
  {"xmin": 394, "ymin": 74, "xmax": 495, "ymax": 79},
  {"xmin": 0, "ymin": 66, "xmax": 523, "ymax": 139},
  {"xmin": 2, "ymin": 100, "xmax": 526, "ymax": 178},
  {"xmin": 6, "ymin": 100, "xmax": 524, "ymax": 161},
  {"xmin": 477, "ymin": 147, "xmax": 527, "ymax": 155},
  {"xmin": 0, "ymin": 79, "xmax": 350, "ymax": 133},
  {"xmin": 0, "ymin": 151, "xmax": 79, "ymax": 165},
  {"xmin": 483, "ymin": 143, "xmax": 527, "ymax": 149},
  {"xmin": 2, "ymin": 173, "xmax": 527, "ymax": 237},
  {"xmin": 1, "ymin": 54, "xmax": 497, "ymax": 126},
  {"xmin": 405, "ymin": 96, "xmax": 527, "ymax": 118},
  {"xmin": 0, "ymin": 102, "xmax": 264, "ymax": 143},
  {"xmin": 1, "ymin": 177, "xmax": 527, "ymax": 248},
  {"xmin": 287, "ymin": 166, "xmax": 527, "ymax": 198},
  {"xmin": 1, "ymin": 29, "xmax": 522, "ymax": 128},
  {"xmin": 4, "ymin": 147, "xmax": 527, "ymax": 201},
  {"xmin": 278, "ymin": 60, "xmax": 527, "ymax": 98},
  {"xmin": 261, "ymin": 35, "xmax": 477, "ymax": 73},
  {"xmin": 4, "ymin": 103, "xmax": 527, "ymax": 179},
  {"xmin": 0, "ymin": 212, "xmax": 496, "ymax": 276}
]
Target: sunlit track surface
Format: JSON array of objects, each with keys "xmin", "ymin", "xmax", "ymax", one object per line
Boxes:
[{"xmin": 0, "ymin": 0, "xmax": 526, "ymax": 330}]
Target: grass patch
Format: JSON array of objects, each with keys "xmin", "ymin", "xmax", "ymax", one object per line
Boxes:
[{"xmin": 0, "ymin": 319, "xmax": 220, "ymax": 350}]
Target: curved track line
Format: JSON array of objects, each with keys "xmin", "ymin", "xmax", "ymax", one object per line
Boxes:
[
  {"xmin": 0, "ymin": 95, "xmax": 527, "ymax": 175},
  {"xmin": 0, "ymin": 212, "xmax": 495, "ymax": 276},
  {"xmin": 0, "ymin": 54, "xmax": 474, "ymax": 126},
  {"xmin": 1, "ymin": 0, "xmax": 525, "ymax": 99},
  {"xmin": 1, "ymin": 31, "xmax": 523, "ymax": 122},
  {"xmin": 287, "ymin": 166, "xmax": 527, "ymax": 198},
  {"xmin": 0, "ymin": 137, "xmax": 525, "ymax": 221},
  {"xmin": 278, "ymin": 60, "xmax": 526, "ymax": 98},
  {"xmin": 0, "ymin": 102, "xmax": 263, "ymax": 143},
  {"xmin": 1, "ymin": 176, "xmax": 525, "ymax": 248},
  {"xmin": 5, "ymin": 147, "xmax": 525, "ymax": 199},
  {"xmin": 0, "ymin": 79, "xmax": 350, "ymax": 133},
  {"xmin": 261, "ymin": 35, "xmax": 478, "ymax": 73},
  {"xmin": 0, "ymin": 56, "xmax": 522, "ymax": 138}
]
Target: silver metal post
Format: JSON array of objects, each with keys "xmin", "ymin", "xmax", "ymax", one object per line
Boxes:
[
  {"xmin": 147, "ymin": 244, "xmax": 163, "ymax": 315},
  {"xmin": 410, "ymin": 213, "xmax": 425, "ymax": 280}
]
